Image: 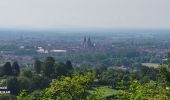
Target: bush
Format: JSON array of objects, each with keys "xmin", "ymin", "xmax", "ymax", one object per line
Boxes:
[{"xmin": 0, "ymin": 94, "xmax": 16, "ymax": 100}]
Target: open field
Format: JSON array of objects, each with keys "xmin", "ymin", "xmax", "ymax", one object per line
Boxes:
[
  {"xmin": 89, "ymin": 86, "xmax": 118, "ymax": 98},
  {"xmin": 142, "ymin": 63, "xmax": 159, "ymax": 68}
]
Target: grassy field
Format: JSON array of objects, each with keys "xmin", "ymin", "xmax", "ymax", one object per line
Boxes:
[
  {"xmin": 89, "ymin": 86, "xmax": 118, "ymax": 98},
  {"xmin": 142, "ymin": 63, "xmax": 159, "ymax": 68}
]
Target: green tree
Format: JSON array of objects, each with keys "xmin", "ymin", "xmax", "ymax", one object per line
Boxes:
[
  {"xmin": 18, "ymin": 90, "xmax": 46, "ymax": 100},
  {"xmin": 94, "ymin": 64, "xmax": 106, "ymax": 77},
  {"xmin": 44, "ymin": 72, "xmax": 95, "ymax": 100},
  {"xmin": 3, "ymin": 62, "xmax": 12, "ymax": 75},
  {"xmin": 53, "ymin": 62, "xmax": 70, "ymax": 78},
  {"xmin": 30, "ymin": 75, "xmax": 49, "ymax": 90},
  {"xmin": 22, "ymin": 69, "xmax": 33, "ymax": 78},
  {"xmin": 6, "ymin": 76, "xmax": 20, "ymax": 95},
  {"xmin": 45, "ymin": 56, "xmax": 55, "ymax": 63},
  {"xmin": 42, "ymin": 61, "xmax": 54, "ymax": 78},
  {"xmin": 159, "ymin": 53, "xmax": 170, "ymax": 83},
  {"xmin": 12, "ymin": 61, "xmax": 20, "ymax": 76},
  {"xmin": 65, "ymin": 60, "xmax": 73, "ymax": 70},
  {"xmin": 34, "ymin": 59, "xmax": 41, "ymax": 74},
  {"xmin": 167, "ymin": 52, "xmax": 170, "ymax": 67},
  {"xmin": 0, "ymin": 94, "xmax": 17, "ymax": 100},
  {"xmin": 117, "ymin": 80, "xmax": 170, "ymax": 100},
  {"xmin": 17, "ymin": 72, "xmax": 102, "ymax": 100},
  {"xmin": 18, "ymin": 76, "xmax": 30, "ymax": 90}
]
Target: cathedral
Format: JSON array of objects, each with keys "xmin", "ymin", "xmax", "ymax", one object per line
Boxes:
[{"xmin": 82, "ymin": 37, "xmax": 95, "ymax": 48}]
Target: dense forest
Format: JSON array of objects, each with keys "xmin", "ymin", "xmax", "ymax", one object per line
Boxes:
[{"xmin": 0, "ymin": 52, "xmax": 170, "ymax": 100}]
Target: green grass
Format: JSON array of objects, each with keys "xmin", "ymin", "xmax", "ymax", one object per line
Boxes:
[{"xmin": 89, "ymin": 86, "xmax": 118, "ymax": 98}]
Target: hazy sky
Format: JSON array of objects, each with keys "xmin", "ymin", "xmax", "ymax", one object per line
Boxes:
[{"xmin": 0, "ymin": 0, "xmax": 170, "ymax": 29}]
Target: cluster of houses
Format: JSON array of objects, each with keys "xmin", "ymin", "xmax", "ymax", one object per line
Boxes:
[{"xmin": 36, "ymin": 46, "xmax": 67, "ymax": 54}]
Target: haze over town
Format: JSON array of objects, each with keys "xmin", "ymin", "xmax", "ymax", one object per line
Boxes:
[{"xmin": 0, "ymin": 0, "xmax": 170, "ymax": 29}]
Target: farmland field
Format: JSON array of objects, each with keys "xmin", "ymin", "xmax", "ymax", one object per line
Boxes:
[
  {"xmin": 142, "ymin": 63, "xmax": 159, "ymax": 68},
  {"xmin": 89, "ymin": 86, "xmax": 118, "ymax": 98}
]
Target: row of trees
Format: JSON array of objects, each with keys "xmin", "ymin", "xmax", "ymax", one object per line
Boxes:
[
  {"xmin": 112, "ymin": 53, "xmax": 170, "ymax": 99},
  {"xmin": 2, "ymin": 54, "xmax": 170, "ymax": 99},
  {"xmin": 34, "ymin": 57, "xmax": 73, "ymax": 78},
  {"xmin": 17, "ymin": 72, "xmax": 98, "ymax": 100},
  {"xmin": 0, "ymin": 61, "xmax": 20, "ymax": 76},
  {"xmin": 0, "ymin": 57, "xmax": 74, "ymax": 96}
]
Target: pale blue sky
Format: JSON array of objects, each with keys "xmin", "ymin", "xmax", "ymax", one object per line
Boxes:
[{"xmin": 0, "ymin": 0, "xmax": 170, "ymax": 29}]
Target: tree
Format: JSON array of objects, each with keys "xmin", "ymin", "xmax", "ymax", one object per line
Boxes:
[
  {"xmin": 53, "ymin": 62, "xmax": 69, "ymax": 78},
  {"xmin": 42, "ymin": 57, "xmax": 55, "ymax": 77},
  {"xmin": 12, "ymin": 61, "xmax": 20, "ymax": 76},
  {"xmin": 17, "ymin": 72, "xmax": 101, "ymax": 100},
  {"xmin": 159, "ymin": 53, "xmax": 170, "ymax": 83},
  {"xmin": 34, "ymin": 59, "xmax": 41, "ymax": 74},
  {"xmin": 30, "ymin": 75, "xmax": 49, "ymax": 90},
  {"xmin": 6, "ymin": 76, "xmax": 20, "ymax": 95},
  {"xmin": 44, "ymin": 72, "xmax": 95, "ymax": 100},
  {"xmin": 116, "ymin": 80, "xmax": 170, "ymax": 100},
  {"xmin": 45, "ymin": 56, "xmax": 55, "ymax": 63},
  {"xmin": 167, "ymin": 52, "xmax": 170, "ymax": 67},
  {"xmin": 42, "ymin": 61, "xmax": 54, "ymax": 78},
  {"xmin": 94, "ymin": 64, "xmax": 106, "ymax": 77},
  {"xmin": 18, "ymin": 76, "xmax": 31, "ymax": 90},
  {"xmin": 65, "ymin": 60, "xmax": 73, "ymax": 70},
  {"xmin": 3, "ymin": 62, "xmax": 12, "ymax": 75},
  {"xmin": 22, "ymin": 69, "xmax": 33, "ymax": 78},
  {"xmin": 0, "ymin": 94, "xmax": 17, "ymax": 100}
]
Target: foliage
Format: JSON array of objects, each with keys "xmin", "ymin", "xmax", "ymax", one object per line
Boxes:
[
  {"xmin": 45, "ymin": 56, "xmax": 55, "ymax": 63},
  {"xmin": 52, "ymin": 62, "xmax": 71, "ymax": 78},
  {"xmin": 65, "ymin": 60, "xmax": 73, "ymax": 70},
  {"xmin": 12, "ymin": 61, "xmax": 20, "ymax": 76},
  {"xmin": 98, "ymin": 69, "xmax": 131, "ymax": 86},
  {"xmin": 42, "ymin": 60, "xmax": 55, "ymax": 78},
  {"xmin": 0, "ymin": 94, "xmax": 17, "ymax": 100},
  {"xmin": 6, "ymin": 76, "xmax": 20, "ymax": 95},
  {"xmin": 17, "ymin": 90, "xmax": 43, "ymax": 100},
  {"xmin": 22, "ymin": 69, "xmax": 33, "ymax": 78},
  {"xmin": 116, "ymin": 80, "xmax": 170, "ymax": 100},
  {"xmin": 3, "ymin": 54, "xmax": 170, "ymax": 100},
  {"xmin": 34, "ymin": 59, "xmax": 41, "ymax": 74},
  {"xmin": 88, "ymin": 86, "xmax": 117, "ymax": 99},
  {"xmin": 17, "ymin": 72, "xmax": 101, "ymax": 100},
  {"xmin": 3, "ymin": 62, "xmax": 13, "ymax": 76},
  {"xmin": 30, "ymin": 75, "xmax": 49, "ymax": 90},
  {"xmin": 44, "ymin": 72, "xmax": 95, "ymax": 100},
  {"xmin": 139, "ymin": 65, "xmax": 159, "ymax": 82},
  {"xmin": 18, "ymin": 76, "xmax": 31, "ymax": 90},
  {"xmin": 94, "ymin": 64, "xmax": 107, "ymax": 77}
]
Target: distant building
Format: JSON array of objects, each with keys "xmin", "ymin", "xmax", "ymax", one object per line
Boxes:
[
  {"xmin": 37, "ymin": 47, "xmax": 48, "ymax": 54},
  {"xmin": 82, "ymin": 37, "xmax": 95, "ymax": 48},
  {"xmin": 50, "ymin": 49, "xmax": 67, "ymax": 53},
  {"xmin": 19, "ymin": 46, "xmax": 25, "ymax": 49}
]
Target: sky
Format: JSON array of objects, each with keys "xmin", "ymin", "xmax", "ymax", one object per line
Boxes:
[{"xmin": 0, "ymin": 0, "xmax": 170, "ymax": 29}]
